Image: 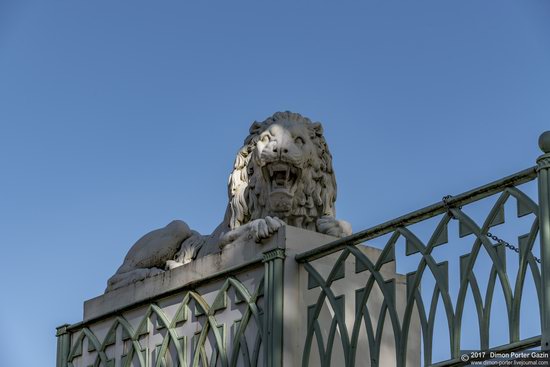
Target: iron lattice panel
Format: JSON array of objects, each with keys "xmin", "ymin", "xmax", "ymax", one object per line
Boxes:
[
  {"xmin": 300, "ymin": 181, "xmax": 543, "ymax": 367},
  {"xmin": 67, "ymin": 276, "xmax": 264, "ymax": 367}
]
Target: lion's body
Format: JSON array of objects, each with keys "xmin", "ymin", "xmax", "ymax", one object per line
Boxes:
[{"xmin": 105, "ymin": 112, "xmax": 351, "ymax": 292}]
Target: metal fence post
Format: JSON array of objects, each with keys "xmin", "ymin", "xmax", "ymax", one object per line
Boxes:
[
  {"xmin": 263, "ymin": 248, "xmax": 285, "ymax": 367},
  {"xmin": 537, "ymin": 131, "xmax": 550, "ymax": 351},
  {"xmin": 56, "ymin": 324, "xmax": 70, "ymax": 367}
]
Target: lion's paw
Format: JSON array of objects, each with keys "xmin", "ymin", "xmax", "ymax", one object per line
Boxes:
[
  {"xmin": 249, "ymin": 216, "xmax": 285, "ymax": 242},
  {"xmin": 220, "ymin": 216, "xmax": 285, "ymax": 246},
  {"xmin": 316, "ymin": 216, "xmax": 352, "ymax": 238}
]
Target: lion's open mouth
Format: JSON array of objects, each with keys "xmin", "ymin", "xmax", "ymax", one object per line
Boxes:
[
  {"xmin": 262, "ymin": 162, "xmax": 300, "ymax": 193},
  {"xmin": 262, "ymin": 162, "xmax": 301, "ymax": 213}
]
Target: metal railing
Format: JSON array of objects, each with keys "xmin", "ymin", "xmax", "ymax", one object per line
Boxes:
[{"xmin": 294, "ymin": 132, "xmax": 550, "ymax": 366}]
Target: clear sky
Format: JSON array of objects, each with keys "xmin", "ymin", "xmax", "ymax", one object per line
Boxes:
[{"xmin": 1, "ymin": 1, "xmax": 549, "ymax": 366}]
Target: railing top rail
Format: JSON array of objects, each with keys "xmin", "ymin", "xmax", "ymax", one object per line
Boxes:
[{"xmin": 295, "ymin": 166, "xmax": 537, "ymax": 263}]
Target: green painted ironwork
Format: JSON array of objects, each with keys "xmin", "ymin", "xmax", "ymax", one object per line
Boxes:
[
  {"xmin": 537, "ymin": 133, "xmax": 550, "ymax": 352},
  {"xmin": 296, "ymin": 156, "xmax": 547, "ymax": 366},
  {"xmin": 262, "ymin": 248, "xmax": 285, "ymax": 367},
  {"xmin": 63, "ymin": 277, "xmax": 264, "ymax": 367},
  {"xmin": 56, "ymin": 324, "xmax": 71, "ymax": 367}
]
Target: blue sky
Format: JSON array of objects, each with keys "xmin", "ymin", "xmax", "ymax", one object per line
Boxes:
[{"xmin": 1, "ymin": 1, "xmax": 549, "ymax": 366}]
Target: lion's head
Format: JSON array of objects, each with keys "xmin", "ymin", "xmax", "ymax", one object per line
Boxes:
[{"xmin": 228, "ymin": 111, "xmax": 337, "ymax": 232}]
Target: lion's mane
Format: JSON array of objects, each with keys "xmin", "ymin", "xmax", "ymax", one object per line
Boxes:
[{"xmin": 227, "ymin": 111, "xmax": 337, "ymax": 232}]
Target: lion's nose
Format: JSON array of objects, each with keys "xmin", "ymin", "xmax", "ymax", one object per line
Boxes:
[{"xmin": 272, "ymin": 146, "xmax": 288, "ymax": 156}]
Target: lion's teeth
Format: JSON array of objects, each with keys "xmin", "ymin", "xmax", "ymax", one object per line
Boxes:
[{"xmin": 265, "ymin": 162, "xmax": 299, "ymax": 189}]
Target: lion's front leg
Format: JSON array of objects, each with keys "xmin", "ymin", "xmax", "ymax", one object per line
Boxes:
[
  {"xmin": 316, "ymin": 216, "xmax": 352, "ymax": 238},
  {"xmin": 219, "ymin": 216, "xmax": 285, "ymax": 247}
]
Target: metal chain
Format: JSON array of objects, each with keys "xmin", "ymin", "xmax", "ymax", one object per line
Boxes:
[
  {"xmin": 442, "ymin": 195, "xmax": 541, "ymax": 264},
  {"xmin": 486, "ymin": 231, "xmax": 541, "ymax": 264}
]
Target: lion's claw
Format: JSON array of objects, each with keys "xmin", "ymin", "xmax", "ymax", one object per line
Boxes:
[
  {"xmin": 251, "ymin": 216, "xmax": 283, "ymax": 242},
  {"xmin": 265, "ymin": 216, "xmax": 284, "ymax": 233}
]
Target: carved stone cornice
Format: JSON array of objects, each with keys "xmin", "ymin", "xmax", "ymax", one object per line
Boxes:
[{"xmin": 262, "ymin": 248, "xmax": 286, "ymax": 262}]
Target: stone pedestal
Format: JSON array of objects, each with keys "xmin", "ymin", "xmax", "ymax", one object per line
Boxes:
[{"xmin": 58, "ymin": 226, "xmax": 419, "ymax": 367}]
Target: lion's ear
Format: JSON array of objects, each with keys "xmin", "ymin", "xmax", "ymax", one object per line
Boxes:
[{"xmin": 311, "ymin": 122, "xmax": 323, "ymax": 136}]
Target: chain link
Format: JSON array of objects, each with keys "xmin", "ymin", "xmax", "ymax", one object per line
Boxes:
[
  {"xmin": 486, "ymin": 232, "xmax": 541, "ymax": 264},
  {"xmin": 442, "ymin": 195, "xmax": 541, "ymax": 265}
]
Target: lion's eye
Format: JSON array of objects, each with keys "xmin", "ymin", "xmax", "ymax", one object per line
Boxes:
[
  {"xmin": 261, "ymin": 135, "xmax": 270, "ymax": 143},
  {"xmin": 295, "ymin": 136, "xmax": 305, "ymax": 145}
]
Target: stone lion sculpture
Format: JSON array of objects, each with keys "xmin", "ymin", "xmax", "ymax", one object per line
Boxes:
[{"xmin": 106, "ymin": 111, "xmax": 351, "ymax": 292}]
